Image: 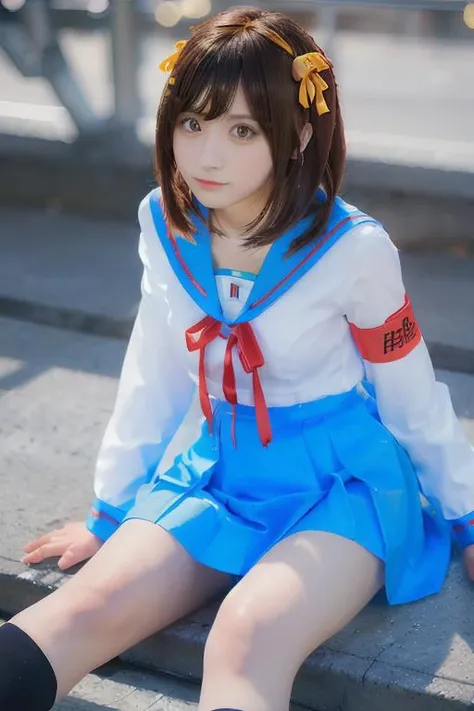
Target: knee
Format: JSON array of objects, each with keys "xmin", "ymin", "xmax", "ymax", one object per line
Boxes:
[{"xmin": 204, "ymin": 591, "xmax": 268, "ymax": 675}]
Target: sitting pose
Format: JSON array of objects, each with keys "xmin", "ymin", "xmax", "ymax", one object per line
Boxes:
[{"xmin": 2, "ymin": 7, "xmax": 474, "ymax": 711}]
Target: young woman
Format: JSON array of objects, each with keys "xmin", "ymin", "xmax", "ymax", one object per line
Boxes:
[{"xmin": 2, "ymin": 7, "xmax": 473, "ymax": 711}]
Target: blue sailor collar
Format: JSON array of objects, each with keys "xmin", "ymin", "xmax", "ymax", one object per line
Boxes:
[{"xmin": 148, "ymin": 188, "xmax": 378, "ymax": 325}]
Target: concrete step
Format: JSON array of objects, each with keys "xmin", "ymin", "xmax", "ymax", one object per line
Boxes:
[
  {"xmin": 1, "ymin": 317, "xmax": 474, "ymax": 711},
  {"xmin": 0, "ymin": 205, "xmax": 473, "ymax": 374},
  {"xmin": 59, "ymin": 666, "xmax": 200, "ymax": 711}
]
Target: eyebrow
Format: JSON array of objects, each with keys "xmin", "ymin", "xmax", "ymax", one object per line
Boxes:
[
  {"xmin": 226, "ymin": 114, "xmax": 258, "ymax": 121},
  {"xmin": 181, "ymin": 110, "xmax": 258, "ymax": 123}
]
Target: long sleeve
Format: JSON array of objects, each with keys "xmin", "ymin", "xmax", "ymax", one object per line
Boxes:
[
  {"xmin": 344, "ymin": 223, "xmax": 474, "ymax": 548},
  {"xmin": 86, "ymin": 196, "xmax": 196, "ymax": 541}
]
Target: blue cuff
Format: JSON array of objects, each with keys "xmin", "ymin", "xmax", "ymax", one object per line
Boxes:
[
  {"xmin": 86, "ymin": 498, "xmax": 126, "ymax": 542},
  {"xmin": 450, "ymin": 511, "xmax": 474, "ymax": 549}
]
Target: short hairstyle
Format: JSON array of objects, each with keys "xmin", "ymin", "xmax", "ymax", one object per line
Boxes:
[{"xmin": 155, "ymin": 6, "xmax": 346, "ymax": 255}]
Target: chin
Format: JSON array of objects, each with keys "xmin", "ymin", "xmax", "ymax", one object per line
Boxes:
[{"xmin": 192, "ymin": 191, "xmax": 235, "ymax": 210}]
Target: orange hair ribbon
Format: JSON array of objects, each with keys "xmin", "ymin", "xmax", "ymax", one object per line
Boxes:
[
  {"xmin": 159, "ymin": 40, "xmax": 187, "ymax": 84},
  {"xmin": 292, "ymin": 52, "xmax": 331, "ymax": 115},
  {"xmin": 158, "ymin": 27, "xmax": 331, "ymax": 115}
]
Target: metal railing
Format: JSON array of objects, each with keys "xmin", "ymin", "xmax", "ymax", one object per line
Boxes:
[{"xmin": 0, "ymin": 0, "xmax": 105, "ymax": 134}]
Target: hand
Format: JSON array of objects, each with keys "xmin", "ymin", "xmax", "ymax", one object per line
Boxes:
[
  {"xmin": 23, "ymin": 522, "xmax": 103, "ymax": 571},
  {"xmin": 464, "ymin": 544, "xmax": 474, "ymax": 582}
]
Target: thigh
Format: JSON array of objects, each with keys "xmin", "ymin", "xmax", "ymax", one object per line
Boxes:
[
  {"xmin": 213, "ymin": 531, "xmax": 384, "ymax": 672},
  {"xmin": 15, "ymin": 520, "xmax": 230, "ymax": 695},
  {"xmin": 64, "ymin": 519, "xmax": 231, "ymax": 636}
]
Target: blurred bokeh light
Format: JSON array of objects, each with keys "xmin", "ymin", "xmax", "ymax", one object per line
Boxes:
[
  {"xmin": 155, "ymin": 0, "xmax": 212, "ymax": 27},
  {"xmin": 463, "ymin": 3, "xmax": 474, "ymax": 28},
  {"xmin": 87, "ymin": 0, "xmax": 109, "ymax": 15},
  {"xmin": 1, "ymin": 0, "xmax": 26, "ymax": 11},
  {"xmin": 181, "ymin": 0, "xmax": 212, "ymax": 20},
  {"xmin": 155, "ymin": 1, "xmax": 183, "ymax": 27}
]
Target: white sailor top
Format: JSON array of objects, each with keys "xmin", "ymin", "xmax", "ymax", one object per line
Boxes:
[{"xmin": 87, "ymin": 188, "xmax": 474, "ymax": 549}]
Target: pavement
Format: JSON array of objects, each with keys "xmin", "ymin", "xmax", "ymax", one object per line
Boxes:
[
  {"xmin": 57, "ymin": 667, "xmax": 202, "ymax": 711},
  {"xmin": 0, "ymin": 204, "xmax": 474, "ymax": 709}
]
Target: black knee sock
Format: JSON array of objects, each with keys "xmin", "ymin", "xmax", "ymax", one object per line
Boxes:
[{"xmin": 0, "ymin": 622, "xmax": 58, "ymax": 711}]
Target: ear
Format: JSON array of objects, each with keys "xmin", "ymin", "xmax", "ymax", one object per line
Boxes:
[{"xmin": 291, "ymin": 122, "xmax": 314, "ymax": 159}]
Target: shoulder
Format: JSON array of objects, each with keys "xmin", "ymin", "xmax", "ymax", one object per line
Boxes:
[
  {"xmin": 315, "ymin": 201, "xmax": 406, "ymax": 324},
  {"xmin": 326, "ymin": 208, "xmax": 400, "ymax": 277},
  {"xmin": 348, "ymin": 221, "xmax": 400, "ymax": 268},
  {"xmin": 315, "ymin": 195, "xmax": 395, "ymax": 266}
]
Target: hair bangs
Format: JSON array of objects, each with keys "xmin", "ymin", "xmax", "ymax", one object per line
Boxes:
[
  {"xmin": 175, "ymin": 37, "xmax": 244, "ymax": 121},
  {"xmin": 236, "ymin": 37, "xmax": 277, "ymax": 133}
]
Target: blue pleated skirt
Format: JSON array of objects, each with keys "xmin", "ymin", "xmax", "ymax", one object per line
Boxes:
[{"xmin": 125, "ymin": 384, "xmax": 451, "ymax": 605}]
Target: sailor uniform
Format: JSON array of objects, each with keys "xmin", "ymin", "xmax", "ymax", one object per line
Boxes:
[{"xmin": 86, "ymin": 188, "xmax": 474, "ymax": 605}]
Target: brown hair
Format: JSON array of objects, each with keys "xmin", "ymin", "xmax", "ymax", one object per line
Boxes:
[{"xmin": 155, "ymin": 6, "xmax": 346, "ymax": 255}]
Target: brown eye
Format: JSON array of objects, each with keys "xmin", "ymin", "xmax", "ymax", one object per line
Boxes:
[{"xmin": 233, "ymin": 125, "xmax": 255, "ymax": 140}]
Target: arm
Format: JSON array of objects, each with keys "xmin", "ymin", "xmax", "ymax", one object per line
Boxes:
[
  {"xmin": 86, "ymin": 195, "xmax": 196, "ymax": 541},
  {"xmin": 344, "ymin": 223, "xmax": 474, "ymax": 549}
]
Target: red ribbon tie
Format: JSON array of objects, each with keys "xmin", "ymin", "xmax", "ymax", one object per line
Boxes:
[{"xmin": 185, "ymin": 316, "xmax": 272, "ymax": 447}]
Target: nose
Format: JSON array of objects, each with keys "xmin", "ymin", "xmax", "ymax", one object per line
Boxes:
[{"xmin": 199, "ymin": 131, "xmax": 225, "ymax": 172}]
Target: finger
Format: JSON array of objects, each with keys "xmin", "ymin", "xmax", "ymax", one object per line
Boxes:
[
  {"xmin": 466, "ymin": 561, "xmax": 474, "ymax": 582},
  {"xmin": 57, "ymin": 544, "xmax": 91, "ymax": 571},
  {"xmin": 464, "ymin": 548, "xmax": 474, "ymax": 581},
  {"xmin": 23, "ymin": 531, "xmax": 62, "ymax": 553},
  {"xmin": 22, "ymin": 541, "xmax": 68, "ymax": 565}
]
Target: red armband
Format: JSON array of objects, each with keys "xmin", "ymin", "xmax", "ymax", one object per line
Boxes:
[{"xmin": 349, "ymin": 295, "xmax": 422, "ymax": 363}]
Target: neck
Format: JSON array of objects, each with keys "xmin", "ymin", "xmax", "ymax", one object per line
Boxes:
[{"xmin": 212, "ymin": 182, "xmax": 272, "ymax": 239}]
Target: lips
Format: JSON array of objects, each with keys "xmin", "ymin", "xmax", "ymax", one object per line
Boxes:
[{"xmin": 194, "ymin": 178, "xmax": 227, "ymax": 189}]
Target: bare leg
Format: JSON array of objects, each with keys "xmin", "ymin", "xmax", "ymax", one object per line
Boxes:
[
  {"xmin": 11, "ymin": 520, "xmax": 230, "ymax": 700},
  {"xmin": 199, "ymin": 531, "xmax": 384, "ymax": 711}
]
